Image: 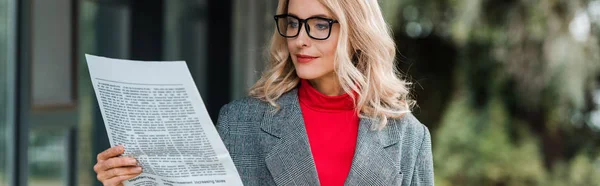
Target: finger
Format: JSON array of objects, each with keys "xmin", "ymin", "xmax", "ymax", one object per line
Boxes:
[
  {"xmin": 97, "ymin": 166, "xmax": 142, "ymax": 181},
  {"xmin": 95, "ymin": 157, "xmax": 138, "ymax": 172},
  {"xmin": 97, "ymin": 146, "xmax": 125, "ymax": 162},
  {"xmin": 103, "ymin": 173, "xmax": 140, "ymax": 186}
]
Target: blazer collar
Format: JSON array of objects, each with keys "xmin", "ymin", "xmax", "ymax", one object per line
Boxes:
[
  {"xmin": 261, "ymin": 88, "xmax": 320, "ymax": 185},
  {"xmin": 344, "ymin": 117, "xmax": 404, "ymax": 185},
  {"xmin": 260, "ymin": 88, "xmax": 404, "ymax": 186}
]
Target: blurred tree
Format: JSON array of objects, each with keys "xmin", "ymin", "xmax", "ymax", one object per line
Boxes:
[{"xmin": 383, "ymin": 0, "xmax": 600, "ymax": 185}]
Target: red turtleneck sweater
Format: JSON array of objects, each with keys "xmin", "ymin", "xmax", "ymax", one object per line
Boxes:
[{"xmin": 298, "ymin": 79, "xmax": 359, "ymax": 186}]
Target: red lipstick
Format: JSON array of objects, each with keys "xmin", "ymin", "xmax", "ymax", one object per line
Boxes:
[{"xmin": 296, "ymin": 54, "xmax": 318, "ymax": 63}]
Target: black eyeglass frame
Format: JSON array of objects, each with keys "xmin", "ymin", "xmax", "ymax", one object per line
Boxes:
[{"xmin": 274, "ymin": 14, "xmax": 339, "ymax": 40}]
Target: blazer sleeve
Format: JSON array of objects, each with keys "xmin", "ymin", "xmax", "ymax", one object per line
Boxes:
[
  {"xmin": 411, "ymin": 125, "xmax": 434, "ymax": 186},
  {"xmin": 216, "ymin": 104, "xmax": 232, "ymax": 148}
]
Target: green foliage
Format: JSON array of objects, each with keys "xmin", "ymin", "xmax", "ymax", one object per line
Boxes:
[
  {"xmin": 434, "ymin": 93, "xmax": 547, "ymax": 186},
  {"xmin": 381, "ymin": 0, "xmax": 600, "ymax": 185}
]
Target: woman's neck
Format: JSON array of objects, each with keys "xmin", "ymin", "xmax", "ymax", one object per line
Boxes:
[{"xmin": 307, "ymin": 73, "xmax": 343, "ymax": 96}]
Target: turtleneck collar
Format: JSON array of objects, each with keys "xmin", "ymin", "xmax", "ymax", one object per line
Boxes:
[{"xmin": 298, "ymin": 78, "xmax": 356, "ymax": 112}]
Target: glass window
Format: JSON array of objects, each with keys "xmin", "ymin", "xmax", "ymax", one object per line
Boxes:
[
  {"xmin": 27, "ymin": 0, "xmax": 74, "ymax": 185},
  {"xmin": 0, "ymin": 0, "xmax": 6, "ymax": 183},
  {"xmin": 0, "ymin": 0, "xmax": 15, "ymax": 185}
]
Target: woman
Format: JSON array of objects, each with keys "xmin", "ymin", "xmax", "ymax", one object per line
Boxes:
[{"xmin": 93, "ymin": 0, "xmax": 434, "ymax": 185}]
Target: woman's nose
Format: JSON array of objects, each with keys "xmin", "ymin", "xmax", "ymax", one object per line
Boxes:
[{"xmin": 294, "ymin": 26, "xmax": 311, "ymax": 48}]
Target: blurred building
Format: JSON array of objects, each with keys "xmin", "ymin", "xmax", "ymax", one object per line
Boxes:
[
  {"xmin": 3, "ymin": 0, "xmax": 600, "ymax": 186},
  {"xmin": 0, "ymin": 0, "xmax": 278, "ymax": 185}
]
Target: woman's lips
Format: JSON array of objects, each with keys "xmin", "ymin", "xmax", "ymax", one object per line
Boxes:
[{"xmin": 296, "ymin": 54, "xmax": 318, "ymax": 63}]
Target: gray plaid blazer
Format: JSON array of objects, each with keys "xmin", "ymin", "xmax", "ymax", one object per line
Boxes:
[{"xmin": 216, "ymin": 88, "xmax": 434, "ymax": 186}]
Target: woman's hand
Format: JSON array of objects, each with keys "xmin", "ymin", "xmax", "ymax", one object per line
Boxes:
[{"xmin": 93, "ymin": 146, "xmax": 142, "ymax": 186}]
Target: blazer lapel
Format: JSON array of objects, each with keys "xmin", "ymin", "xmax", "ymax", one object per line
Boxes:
[
  {"xmin": 261, "ymin": 88, "xmax": 320, "ymax": 186},
  {"xmin": 344, "ymin": 117, "xmax": 403, "ymax": 185}
]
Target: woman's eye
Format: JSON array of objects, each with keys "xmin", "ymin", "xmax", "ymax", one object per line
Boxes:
[
  {"xmin": 288, "ymin": 22, "xmax": 299, "ymax": 28},
  {"xmin": 316, "ymin": 23, "xmax": 329, "ymax": 30}
]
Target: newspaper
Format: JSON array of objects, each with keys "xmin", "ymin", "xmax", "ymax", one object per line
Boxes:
[{"xmin": 85, "ymin": 54, "xmax": 243, "ymax": 186}]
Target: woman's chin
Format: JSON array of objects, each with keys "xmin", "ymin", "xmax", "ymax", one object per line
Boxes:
[{"xmin": 295, "ymin": 70, "xmax": 321, "ymax": 80}]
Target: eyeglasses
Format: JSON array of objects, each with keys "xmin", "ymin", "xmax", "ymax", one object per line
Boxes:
[{"xmin": 274, "ymin": 14, "xmax": 339, "ymax": 40}]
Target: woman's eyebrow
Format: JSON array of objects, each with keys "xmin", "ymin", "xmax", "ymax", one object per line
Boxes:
[{"xmin": 288, "ymin": 13, "xmax": 333, "ymax": 19}]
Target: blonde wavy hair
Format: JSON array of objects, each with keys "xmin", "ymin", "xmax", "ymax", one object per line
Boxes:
[{"xmin": 249, "ymin": 0, "xmax": 414, "ymax": 129}]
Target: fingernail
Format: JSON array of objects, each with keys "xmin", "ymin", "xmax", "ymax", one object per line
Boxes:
[
  {"xmin": 135, "ymin": 166, "xmax": 143, "ymax": 172},
  {"xmin": 129, "ymin": 158, "xmax": 137, "ymax": 164}
]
